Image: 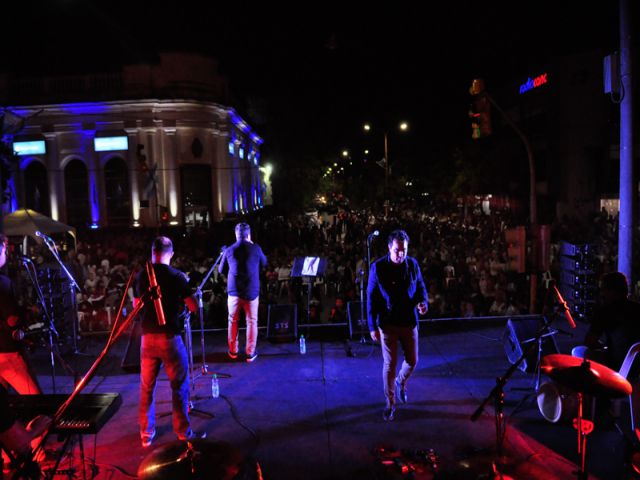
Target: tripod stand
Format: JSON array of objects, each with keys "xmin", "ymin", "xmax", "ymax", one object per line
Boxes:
[{"xmin": 471, "ymin": 320, "xmax": 559, "ymax": 475}]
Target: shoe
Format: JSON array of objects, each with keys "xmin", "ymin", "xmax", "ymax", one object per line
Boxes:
[
  {"xmin": 228, "ymin": 350, "xmax": 238, "ymax": 360},
  {"xmin": 383, "ymin": 406, "xmax": 395, "ymax": 422},
  {"xmin": 178, "ymin": 430, "xmax": 207, "ymax": 441},
  {"xmin": 246, "ymin": 351, "xmax": 258, "ymax": 363},
  {"xmin": 395, "ymin": 379, "xmax": 407, "ymax": 404},
  {"xmin": 141, "ymin": 430, "xmax": 156, "ymax": 448}
]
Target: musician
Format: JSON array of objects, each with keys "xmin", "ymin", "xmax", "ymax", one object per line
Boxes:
[
  {"xmin": 219, "ymin": 223, "xmax": 267, "ymax": 362},
  {"xmin": 367, "ymin": 230, "xmax": 428, "ymax": 421},
  {"xmin": 582, "ymin": 272, "xmax": 640, "ymax": 371},
  {"xmin": 0, "ymin": 234, "xmax": 41, "ymax": 394},
  {"xmin": 134, "ymin": 237, "xmax": 201, "ymax": 448},
  {"xmin": 0, "ymin": 384, "xmax": 50, "ymax": 474}
]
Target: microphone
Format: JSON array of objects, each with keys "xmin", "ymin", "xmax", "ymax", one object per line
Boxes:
[
  {"xmin": 552, "ymin": 284, "xmax": 576, "ymax": 329},
  {"xmin": 34, "ymin": 231, "xmax": 52, "ymax": 242},
  {"xmin": 19, "ymin": 255, "xmax": 33, "ymax": 263},
  {"xmin": 367, "ymin": 230, "xmax": 380, "ymax": 242}
]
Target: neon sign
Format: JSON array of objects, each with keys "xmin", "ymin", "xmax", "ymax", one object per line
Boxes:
[{"xmin": 519, "ymin": 73, "xmax": 548, "ymax": 94}]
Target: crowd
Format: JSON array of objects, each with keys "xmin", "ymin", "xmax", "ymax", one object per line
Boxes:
[{"xmin": 4, "ymin": 196, "xmax": 625, "ymax": 337}]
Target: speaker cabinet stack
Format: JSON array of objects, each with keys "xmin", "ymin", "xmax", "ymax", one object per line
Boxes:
[{"xmin": 558, "ymin": 241, "xmax": 597, "ymax": 323}]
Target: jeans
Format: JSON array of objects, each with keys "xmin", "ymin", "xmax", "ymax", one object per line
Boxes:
[
  {"xmin": 0, "ymin": 351, "xmax": 41, "ymax": 394},
  {"xmin": 227, "ymin": 296, "xmax": 259, "ymax": 355},
  {"xmin": 139, "ymin": 334, "xmax": 190, "ymax": 439},
  {"xmin": 380, "ymin": 325, "xmax": 419, "ymax": 408}
]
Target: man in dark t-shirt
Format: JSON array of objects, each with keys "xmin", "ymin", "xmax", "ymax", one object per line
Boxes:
[
  {"xmin": 134, "ymin": 236, "xmax": 200, "ymax": 447},
  {"xmin": 219, "ymin": 223, "xmax": 267, "ymax": 362}
]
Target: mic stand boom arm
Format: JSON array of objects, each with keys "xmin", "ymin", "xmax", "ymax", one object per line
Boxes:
[{"xmin": 193, "ymin": 248, "xmax": 230, "ymax": 377}]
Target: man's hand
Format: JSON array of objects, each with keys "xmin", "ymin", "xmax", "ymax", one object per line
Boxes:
[
  {"xmin": 417, "ymin": 302, "xmax": 428, "ymax": 315},
  {"xmin": 370, "ymin": 330, "xmax": 380, "ymax": 342}
]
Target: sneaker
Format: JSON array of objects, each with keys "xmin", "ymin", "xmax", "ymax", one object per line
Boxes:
[
  {"xmin": 246, "ymin": 351, "xmax": 258, "ymax": 363},
  {"xmin": 383, "ymin": 406, "xmax": 395, "ymax": 422},
  {"xmin": 178, "ymin": 430, "xmax": 207, "ymax": 441},
  {"xmin": 141, "ymin": 430, "xmax": 156, "ymax": 448},
  {"xmin": 228, "ymin": 350, "xmax": 238, "ymax": 360},
  {"xmin": 395, "ymin": 378, "xmax": 407, "ymax": 404}
]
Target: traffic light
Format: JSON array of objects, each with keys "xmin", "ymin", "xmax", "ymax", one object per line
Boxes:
[
  {"xmin": 469, "ymin": 79, "xmax": 492, "ymax": 140},
  {"xmin": 505, "ymin": 226, "xmax": 526, "ymax": 273}
]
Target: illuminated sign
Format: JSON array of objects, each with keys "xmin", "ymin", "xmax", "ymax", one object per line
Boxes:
[
  {"xmin": 519, "ymin": 73, "xmax": 548, "ymax": 94},
  {"xmin": 13, "ymin": 140, "xmax": 46, "ymax": 155},
  {"xmin": 94, "ymin": 136, "xmax": 128, "ymax": 152}
]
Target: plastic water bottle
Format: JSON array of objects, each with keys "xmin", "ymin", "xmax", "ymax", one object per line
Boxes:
[
  {"xmin": 299, "ymin": 335, "xmax": 306, "ymax": 355},
  {"xmin": 211, "ymin": 374, "xmax": 220, "ymax": 398}
]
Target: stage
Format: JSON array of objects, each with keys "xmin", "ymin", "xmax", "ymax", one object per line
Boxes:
[{"xmin": 19, "ymin": 318, "xmax": 636, "ymax": 479}]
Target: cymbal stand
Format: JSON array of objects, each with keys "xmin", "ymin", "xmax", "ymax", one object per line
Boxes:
[{"xmin": 574, "ymin": 362, "xmax": 594, "ymax": 480}]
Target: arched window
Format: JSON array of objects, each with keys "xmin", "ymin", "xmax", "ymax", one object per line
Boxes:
[
  {"xmin": 104, "ymin": 157, "xmax": 130, "ymax": 226},
  {"xmin": 24, "ymin": 161, "xmax": 50, "ymax": 215},
  {"xmin": 64, "ymin": 159, "xmax": 89, "ymax": 227}
]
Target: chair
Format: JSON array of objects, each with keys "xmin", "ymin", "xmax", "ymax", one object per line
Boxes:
[
  {"xmin": 572, "ymin": 341, "xmax": 640, "ymax": 431},
  {"xmin": 617, "ymin": 341, "xmax": 640, "ymax": 432}
]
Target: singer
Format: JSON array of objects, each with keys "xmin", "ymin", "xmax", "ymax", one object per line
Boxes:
[
  {"xmin": 0, "ymin": 234, "xmax": 41, "ymax": 395},
  {"xmin": 219, "ymin": 223, "xmax": 267, "ymax": 362},
  {"xmin": 367, "ymin": 230, "xmax": 428, "ymax": 421},
  {"xmin": 133, "ymin": 236, "xmax": 201, "ymax": 447},
  {"xmin": 579, "ymin": 272, "xmax": 640, "ymax": 370}
]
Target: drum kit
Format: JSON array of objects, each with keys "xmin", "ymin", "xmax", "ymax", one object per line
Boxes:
[{"xmin": 539, "ymin": 354, "xmax": 632, "ymax": 480}]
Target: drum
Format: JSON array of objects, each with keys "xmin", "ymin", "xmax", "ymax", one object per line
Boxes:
[{"xmin": 536, "ymin": 381, "xmax": 580, "ymax": 423}]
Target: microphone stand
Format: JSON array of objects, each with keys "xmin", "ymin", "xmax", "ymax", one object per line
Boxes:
[
  {"xmin": 20, "ymin": 257, "xmax": 76, "ymax": 393},
  {"xmin": 186, "ymin": 249, "xmax": 230, "ymax": 416},
  {"xmin": 39, "ymin": 235, "xmax": 86, "ymax": 356}
]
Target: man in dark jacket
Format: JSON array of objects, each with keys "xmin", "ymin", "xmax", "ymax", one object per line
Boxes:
[
  {"xmin": 368, "ymin": 230, "xmax": 428, "ymax": 421},
  {"xmin": 219, "ymin": 223, "xmax": 267, "ymax": 362}
]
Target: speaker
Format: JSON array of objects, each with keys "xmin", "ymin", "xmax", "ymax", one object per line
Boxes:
[
  {"xmin": 347, "ymin": 301, "xmax": 367, "ymax": 339},
  {"xmin": 121, "ymin": 319, "xmax": 142, "ymax": 372},
  {"xmin": 266, "ymin": 304, "xmax": 297, "ymax": 343},
  {"xmin": 502, "ymin": 317, "xmax": 559, "ymax": 373}
]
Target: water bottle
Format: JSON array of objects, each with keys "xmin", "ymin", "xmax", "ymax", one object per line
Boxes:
[
  {"xmin": 211, "ymin": 374, "xmax": 220, "ymax": 398},
  {"xmin": 299, "ymin": 335, "xmax": 306, "ymax": 355}
]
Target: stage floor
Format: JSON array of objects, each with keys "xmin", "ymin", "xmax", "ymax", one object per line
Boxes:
[{"xmin": 20, "ymin": 318, "xmax": 636, "ymax": 479}]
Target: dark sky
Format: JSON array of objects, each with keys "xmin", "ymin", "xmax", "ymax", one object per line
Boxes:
[{"xmin": 4, "ymin": 1, "xmax": 621, "ymax": 165}]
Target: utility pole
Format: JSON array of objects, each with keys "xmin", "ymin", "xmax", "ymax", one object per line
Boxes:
[{"xmin": 618, "ymin": 0, "xmax": 634, "ymax": 284}]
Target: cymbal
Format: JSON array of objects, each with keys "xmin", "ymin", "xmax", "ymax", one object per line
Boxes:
[
  {"xmin": 540, "ymin": 354, "xmax": 632, "ymax": 398},
  {"xmin": 137, "ymin": 439, "xmax": 261, "ymax": 480}
]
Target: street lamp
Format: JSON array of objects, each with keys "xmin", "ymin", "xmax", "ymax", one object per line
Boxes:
[{"xmin": 363, "ymin": 121, "xmax": 409, "ymax": 215}]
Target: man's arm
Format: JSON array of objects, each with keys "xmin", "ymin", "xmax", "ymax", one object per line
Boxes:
[
  {"xmin": 413, "ymin": 260, "xmax": 428, "ymax": 314},
  {"xmin": 366, "ymin": 263, "xmax": 380, "ymax": 342}
]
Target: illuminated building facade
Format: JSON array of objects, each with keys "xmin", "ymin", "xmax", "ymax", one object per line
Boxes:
[{"xmin": 0, "ymin": 52, "xmax": 263, "ymax": 228}]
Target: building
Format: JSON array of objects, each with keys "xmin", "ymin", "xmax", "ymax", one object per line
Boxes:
[{"xmin": 0, "ymin": 52, "xmax": 264, "ymax": 229}]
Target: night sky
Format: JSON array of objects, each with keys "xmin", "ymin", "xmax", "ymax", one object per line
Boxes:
[{"xmin": 3, "ymin": 1, "xmax": 621, "ymax": 191}]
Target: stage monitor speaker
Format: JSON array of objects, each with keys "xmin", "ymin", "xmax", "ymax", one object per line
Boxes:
[
  {"xmin": 347, "ymin": 301, "xmax": 367, "ymax": 340},
  {"xmin": 502, "ymin": 317, "xmax": 559, "ymax": 373},
  {"xmin": 266, "ymin": 304, "xmax": 297, "ymax": 343},
  {"xmin": 121, "ymin": 319, "xmax": 142, "ymax": 372}
]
